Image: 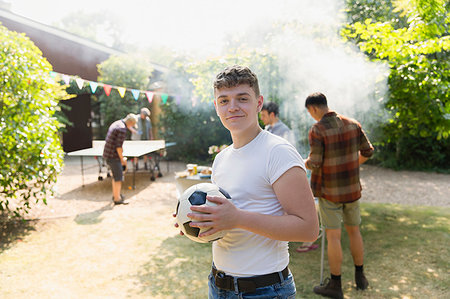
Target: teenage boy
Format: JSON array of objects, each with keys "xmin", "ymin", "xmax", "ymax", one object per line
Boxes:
[
  {"xmin": 187, "ymin": 65, "xmax": 319, "ymax": 298},
  {"xmin": 305, "ymin": 92, "xmax": 373, "ymax": 299}
]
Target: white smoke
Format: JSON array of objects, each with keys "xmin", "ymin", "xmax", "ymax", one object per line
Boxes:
[
  {"xmin": 212, "ymin": 0, "xmax": 389, "ymax": 155},
  {"xmin": 11, "ymin": 0, "xmax": 388, "ymax": 156},
  {"xmin": 158, "ymin": 0, "xmax": 389, "ymax": 155}
]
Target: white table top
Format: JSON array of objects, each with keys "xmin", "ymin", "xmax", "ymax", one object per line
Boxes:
[{"xmin": 67, "ymin": 140, "xmax": 166, "ymax": 158}]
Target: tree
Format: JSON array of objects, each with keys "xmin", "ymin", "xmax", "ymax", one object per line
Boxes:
[
  {"xmin": 342, "ymin": 0, "xmax": 450, "ymax": 170},
  {"xmin": 0, "ymin": 24, "xmax": 70, "ymax": 216},
  {"xmin": 344, "ymin": 0, "xmax": 407, "ymax": 28},
  {"xmin": 97, "ymin": 54, "xmax": 154, "ymax": 137},
  {"xmin": 53, "ymin": 10, "xmax": 126, "ymax": 50}
]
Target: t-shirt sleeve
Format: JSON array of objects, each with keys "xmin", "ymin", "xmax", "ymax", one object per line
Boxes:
[{"xmin": 267, "ymin": 144, "xmax": 305, "ymax": 185}]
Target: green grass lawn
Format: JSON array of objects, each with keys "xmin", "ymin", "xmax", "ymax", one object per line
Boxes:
[
  {"xmin": 1, "ymin": 202, "xmax": 448, "ymax": 298},
  {"xmin": 290, "ymin": 203, "xmax": 450, "ymax": 298},
  {"xmin": 132, "ymin": 202, "xmax": 450, "ymax": 298}
]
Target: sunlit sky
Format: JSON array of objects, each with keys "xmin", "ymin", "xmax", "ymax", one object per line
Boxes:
[{"xmin": 7, "ymin": 0, "xmax": 343, "ymax": 57}]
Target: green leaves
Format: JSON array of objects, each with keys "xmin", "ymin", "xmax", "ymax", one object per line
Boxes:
[
  {"xmin": 0, "ymin": 24, "xmax": 69, "ymax": 216},
  {"xmin": 343, "ymin": 0, "xmax": 450, "ymax": 170},
  {"xmin": 96, "ymin": 54, "xmax": 154, "ymax": 137}
]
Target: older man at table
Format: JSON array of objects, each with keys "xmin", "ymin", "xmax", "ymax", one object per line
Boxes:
[{"xmin": 103, "ymin": 113, "xmax": 137, "ymax": 205}]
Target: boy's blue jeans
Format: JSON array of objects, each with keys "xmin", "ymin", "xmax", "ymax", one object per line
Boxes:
[{"xmin": 208, "ymin": 270, "xmax": 296, "ymax": 299}]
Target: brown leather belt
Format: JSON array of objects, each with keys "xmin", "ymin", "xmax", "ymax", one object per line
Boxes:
[{"xmin": 212, "ymin": 266, "xmax": 289, "ymax": 293}]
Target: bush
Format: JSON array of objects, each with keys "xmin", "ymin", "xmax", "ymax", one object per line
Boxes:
[
  {"xmin": 0, "ymin": 24, "xmax": 70, "ymax": 216},
  {"xmin": 342, "ymin": 0, "xmax": 450, "ymax": 170},
  {"xmin": 158, "ymin": 99, "xmax": 231, "ymax": 163},
  {"xmin": 372, "ymin": 135, "xmax": 450, "ymax": 172}
]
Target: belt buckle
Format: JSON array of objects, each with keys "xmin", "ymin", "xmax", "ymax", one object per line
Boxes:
[{"xmin": 214, "ymin": 271, "xmax": 233, "ymax": 291}]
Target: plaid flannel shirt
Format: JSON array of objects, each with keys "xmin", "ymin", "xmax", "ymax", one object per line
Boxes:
[
  {"xmin": 306, "ymin": 112, "xmax": 374, "ymax": 203},
  {"xmin": 103, "ymin": 120, "xmax": 127, "ymax": 160}
]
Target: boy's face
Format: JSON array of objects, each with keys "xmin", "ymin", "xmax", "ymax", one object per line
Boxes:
[{"xmin": 214, "ymin": 84, "xmax": 263, "ymax": 134}]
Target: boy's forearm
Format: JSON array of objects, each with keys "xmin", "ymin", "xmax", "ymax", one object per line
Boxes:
[{"xmin": 236, "ymin": 209, "xmax": 319, "ymax": 242}]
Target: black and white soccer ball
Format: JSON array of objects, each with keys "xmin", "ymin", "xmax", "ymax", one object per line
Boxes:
[{"xmin": 175, "ymin": 183, "xmax": 231, "ymax": 243}]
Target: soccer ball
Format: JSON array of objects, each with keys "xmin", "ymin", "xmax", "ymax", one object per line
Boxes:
[{"xmin": 175, "ymin": 183, "xmax": 232, "ymax": 243}]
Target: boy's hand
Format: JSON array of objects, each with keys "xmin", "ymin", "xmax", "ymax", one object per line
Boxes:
[{"xmin": 188, "ymin": 196, "xmax": 238, "ymax": 237}]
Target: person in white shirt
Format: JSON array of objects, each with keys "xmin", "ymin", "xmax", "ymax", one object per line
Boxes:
[
  {"xmin": 260, "ymin": 101, "xmax": 296, "ymax": 146},
  {"xmin": 186, "ymin": 65, "xmax": 319, "ymax": 298}
]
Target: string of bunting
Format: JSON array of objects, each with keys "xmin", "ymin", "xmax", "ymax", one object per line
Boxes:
[{"xmin": 49, "ymin": 71, "xmax": 171, "ymax": 104}]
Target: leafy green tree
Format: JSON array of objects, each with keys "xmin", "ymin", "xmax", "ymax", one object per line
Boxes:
[
  {"xmin": 0, "ymin": 24, "xmax": 70, "ymax": 216},
  {"xmin": 344, "ymin": 0, "xmax": 407, "ymax": 28},
  {"xmin": 97, "ymin": 54, "xmax": 154, "ymax": 137},
  {"xmin": 53, "ymin": 10, "xmax": 126, "ymax": 50},
  {"xmin": 183, "ymin": 50, "xmax": 281, "ymax": 104},
  {"xmin": 342, "ymin": 0, "xmax": 450, "ymax": 170}
]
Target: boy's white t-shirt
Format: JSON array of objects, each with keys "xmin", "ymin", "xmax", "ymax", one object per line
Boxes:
[{"xmin": 211, "ymin": 130, "xmax": 305, "ymax": 277}]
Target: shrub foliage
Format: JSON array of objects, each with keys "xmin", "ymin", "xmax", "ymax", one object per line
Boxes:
[
  {"xmin": 342, "ymin": 0, "xmax": 450, "ymax": 170},
  {"xmin": 0, "ymin": 24, "xmax": 70, "ymax": 216}
]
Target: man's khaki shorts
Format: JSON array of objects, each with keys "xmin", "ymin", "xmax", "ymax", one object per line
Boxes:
[{"xmin": 318, "ymin": 197, "xmax": 361, "ymax": 229}]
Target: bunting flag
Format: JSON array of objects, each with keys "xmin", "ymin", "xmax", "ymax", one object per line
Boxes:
[
  {"xmin": 89, "ymin": 81, "xmax": 98, "ymax": 93},
  {"xmin": 103, "ymin": 84, "xmax": 112, "ymax": 96},
  {"xmin": 62, "ymin": 74, "xmax": 71, "ymax": 85},
  {"xmin": 161, "ymin": 93, "xmax": 168, "ymax": 104},
  {"xmin": 145, "ymin": 91, "xmax": 154, "ymax": 103},
  {"xmin": 75, "ymin": 78, "xmax": 84, "ymax": 90},
  {"xmin": 50, "ymin": 71, "xmax": 194, "ymax": 106},
  {"xmin": 117, "ymin": 87, "xmax": 126, "ymax": 98},
  {"xmin": 131, "ymin": 89, "xmax": 140, "ymax": 101}
]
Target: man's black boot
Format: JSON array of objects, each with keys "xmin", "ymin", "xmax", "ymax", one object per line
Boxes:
[
  {"xmin": 355, "ymin": 271, "xmax": 369, "ymax": 290},
  {"xmin": 313, "ymin": 277, "xmax": 343, "ymax": 299}
]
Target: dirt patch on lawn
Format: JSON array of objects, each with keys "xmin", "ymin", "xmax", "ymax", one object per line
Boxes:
[{"xmin": 17, "ymin": 158, "xmax": 450, "ymax": 221}]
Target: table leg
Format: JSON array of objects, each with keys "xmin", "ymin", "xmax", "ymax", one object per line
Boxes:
[
  {"xmin": 132, "ymin": 158, "xmax": 136, "ymax": 189},
  {"xmin": 80, "ymin": 156, "xmax": 85, "ymax": 187}
]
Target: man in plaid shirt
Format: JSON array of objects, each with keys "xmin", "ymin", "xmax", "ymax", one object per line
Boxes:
[
  {"xmin": 103, "ymin": 114, "xmax": 137, "ymax": 205},
  {"xmin": 305, "ymin": 92, "xmax": 374, "ymax": 299}
]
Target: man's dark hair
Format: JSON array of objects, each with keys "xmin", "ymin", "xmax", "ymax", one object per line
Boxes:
[
  {"xmin": 305, "ymin": 92, "xmax": 328, "ymax": 108},
  {"xmin": 262, "ymin": 101, "xmax": 279, "ymax": 116},
  {"xmin": 214, "ymin": 65, "xmax": 260, "ymax": 97}
]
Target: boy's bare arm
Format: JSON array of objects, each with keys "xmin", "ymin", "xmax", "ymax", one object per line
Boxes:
[{"xmin": 189, "ymin": 166, "xmax": 319, "ymax": 242}]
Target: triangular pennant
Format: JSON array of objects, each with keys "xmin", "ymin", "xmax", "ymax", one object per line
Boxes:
[
  {"xmin": 62, "ymin": 74, "xmax": 71, "ymax": 85},
  {"xmin": 145, "ymin": 91, "xmax": 154, "ymax": 103},
  {"xmin": 75, "ymin": 78, "xmax": 84, "ymax": 90},
  {"xmin": 89, "ymin": 81, "xmax": 98, "ymax": 93},
  {"xmin": 117, "ymin": 87, "xmax": 126, "ymax": 98},
  {"xmin": 131, "ymin": 89, "xmax": 140, "ymax": 101},
  {"xmin": 103, "ymin": 84, "xmax": 112, "ymax": 96},
  {"xmin": 161, "ymin": 93, "xmax": 168, "ymax": 104}
]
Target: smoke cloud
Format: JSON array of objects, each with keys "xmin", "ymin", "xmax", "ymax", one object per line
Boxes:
[
  {"xmin": 11, "ymin": 0, "xmax": 388, "ymax": 156},
  {"xmin": 163, "ymin": 0, "xmax": 389, "ymax": 155}
]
